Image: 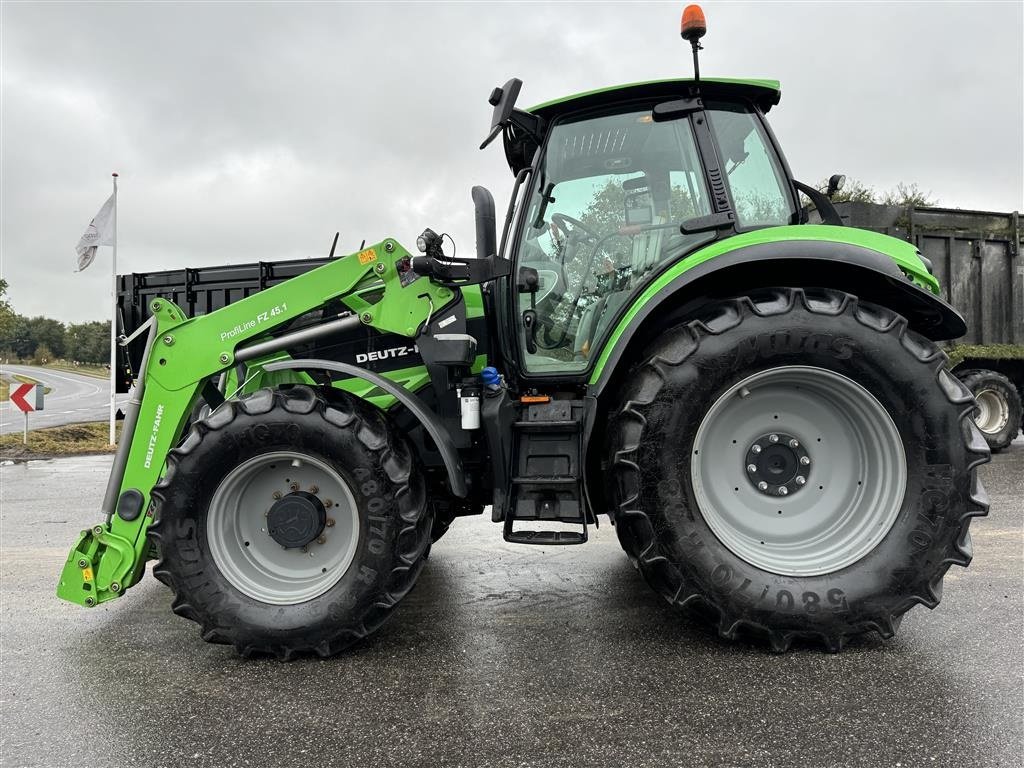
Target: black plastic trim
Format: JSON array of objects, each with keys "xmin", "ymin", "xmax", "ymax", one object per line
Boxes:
[{"xmin": 117, "ymin": 488, "xmax": 145, "ymax": 522}]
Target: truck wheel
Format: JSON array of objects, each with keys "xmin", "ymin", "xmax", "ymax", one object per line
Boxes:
[
  {"xmin": 149, "ymin": 385, "xmax": 430, "ymax": 658},
  {"xmin": 956, "ymin": 368, "xmax": 1021, "ymax": 452},
  {"xmin": 607, "ymin": 288, "xmax": 989, "ymax": 651}
]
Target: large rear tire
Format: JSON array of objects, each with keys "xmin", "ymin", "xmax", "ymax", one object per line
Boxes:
[
  {"xmin": 149, "ymin": 385, "xmax": 430, "ymax": 658},
  {"xmin": 607, "ymin": 288, "xmax": 990, "ymax": 651}
]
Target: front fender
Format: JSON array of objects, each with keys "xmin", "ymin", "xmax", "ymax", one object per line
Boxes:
[
  {"xmin": 587, "ymin": 229, "xmax": 966, "ymax": 397},
  {"xmin": 263, "ymin": 358, "xmax": 468, "ymax": 498}
]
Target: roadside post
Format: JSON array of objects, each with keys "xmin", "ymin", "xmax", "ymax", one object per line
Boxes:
[{"xmin": 9, "ymin": 383, "xmax": 44, "ymax": 445}]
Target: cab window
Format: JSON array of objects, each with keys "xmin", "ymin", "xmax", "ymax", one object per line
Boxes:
[
  {"xmin": 515, "ymin": 108, "xmax": 713, "ymax": 373},
  {"xmin": 706, "ymin": 104, "xmax": 796, "ymax": 228}
]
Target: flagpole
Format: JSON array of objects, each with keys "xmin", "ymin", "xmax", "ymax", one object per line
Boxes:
[{"xmin": 109, "ymin": 172, "xmax": 118, "ymax": 446}]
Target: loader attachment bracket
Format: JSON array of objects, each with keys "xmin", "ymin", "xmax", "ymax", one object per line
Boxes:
[{"xmin": 56, "ymin": 524, "xmax": 136, "ymax": 607}]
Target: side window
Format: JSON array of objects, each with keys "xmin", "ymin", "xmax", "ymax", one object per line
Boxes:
[
  {"xmin": 514, "ymin": 109, "xmax": 713, "ymax": 373},
  {"xmin": 708, "ymin": 106, "xmax": 795, "ymax": 228}
]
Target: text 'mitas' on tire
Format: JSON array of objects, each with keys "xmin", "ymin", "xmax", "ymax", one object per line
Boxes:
[
  {"xmin": 149, "ymin": 385, "xmax": 431, "ymax": 659},
  {"xmin": 608, "ymin": 288, "xmax": 990, "ymax": 651}
]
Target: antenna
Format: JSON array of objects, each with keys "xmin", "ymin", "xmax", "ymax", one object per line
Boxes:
[
  {"xmin": 680, "ymin": 5, "xmax": 708, "ymax": 83},
  {"xmin": 328, "ymin": 231, "xmax": 339, "ymax": 259}
]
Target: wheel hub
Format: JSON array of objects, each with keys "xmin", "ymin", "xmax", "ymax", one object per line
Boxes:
[
  {"xmin": 691, "ymin": 366, "xmax": 907, "ymax": 577},
  {"xmin": 267, "ymin": 491, "xmax": 327, "ymax": 549},
  {"xmin": 744, "ymin": 432, "xmax": 810, "ymax": 497}
]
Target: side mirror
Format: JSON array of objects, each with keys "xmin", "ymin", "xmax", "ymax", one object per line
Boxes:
[
  {"xmin": 472, "ymin": 186, "xmax": 497, "ymax": 259},
  {"xmin": 826, "ymin": 174, "xmax": 846, "ymax": 200},
  {"xmin": 480, "ymin": 79, "xmax": 523, "ymax": 150},
  {"xmin": 479, "ymin": 78, "xmax": 545, "ymax": 150}
]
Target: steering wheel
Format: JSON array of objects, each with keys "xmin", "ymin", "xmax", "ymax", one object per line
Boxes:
[{"xmin": 550, "ymin": 212, "xmax": 598, "ymax": 243}]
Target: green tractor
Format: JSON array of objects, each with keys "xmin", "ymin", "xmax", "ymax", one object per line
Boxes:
[{"xmin": 58, "ymin": 6, "xmax": 989, "ymax": 656}]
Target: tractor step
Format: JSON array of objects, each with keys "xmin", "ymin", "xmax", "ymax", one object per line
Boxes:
[
  {"xmin": 510, "ymin": 475, "xmax": 577, "ymax": 486},
  {"xmin": 505, "ymin": 530, "xmax": 586, "ymax": 545},
  {"xmin": 511, "ymin": 420, "xmax": 579, "ymax": 431},
  {"xmin": 502, "ymin": 399, "xmax": 589, "ymax": 545}
]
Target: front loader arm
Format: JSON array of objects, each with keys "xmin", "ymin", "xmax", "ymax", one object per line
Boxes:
[{"xmin": 57, "ymin": 238, "xmax": 455, "ymax": 608}]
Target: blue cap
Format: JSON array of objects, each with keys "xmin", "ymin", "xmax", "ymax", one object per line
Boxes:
[{"xmin": 481, "ymin": 366, "xmax": 501, "ymax": 387}]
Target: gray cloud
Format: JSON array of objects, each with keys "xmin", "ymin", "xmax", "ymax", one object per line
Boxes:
[{"xmin": 2, "ymin": 1, "xmax": 1021, "ymax": 322}]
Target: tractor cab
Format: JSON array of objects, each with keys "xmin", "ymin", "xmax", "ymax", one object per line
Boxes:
[{"xmin": 486, "ymin": 77, "xmax": 801, "ymax": 376}]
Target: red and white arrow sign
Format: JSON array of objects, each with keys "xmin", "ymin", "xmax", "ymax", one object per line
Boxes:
[{"xmin": 10, "ymin": 383, "xmax": 43, "ymax": 413}]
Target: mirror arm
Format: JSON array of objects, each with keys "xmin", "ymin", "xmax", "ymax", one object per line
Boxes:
[{"xmin": 793, "ymin": 180, "xmax": 844, "ymax": 226}]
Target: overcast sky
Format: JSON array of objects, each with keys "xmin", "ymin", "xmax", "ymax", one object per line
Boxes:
[{"xmin": 2, "ymin": 0, "xmax": 1022, "ymax": 323}]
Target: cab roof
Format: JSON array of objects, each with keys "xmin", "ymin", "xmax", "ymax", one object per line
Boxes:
[{"xmin": 527, "ymin": 77, "xmax": 782, "ymax": 119}]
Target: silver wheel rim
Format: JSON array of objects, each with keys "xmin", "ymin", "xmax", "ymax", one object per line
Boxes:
[
  {"xmin": 691, "ymin": 366, "xmax": 907, "ymax": 577},
  {"xmin": 207, "ymin": 451, "xmax": 360, "ymax": 604},
  {"xmin": 973, "ymin": 388, "xmax": 1009, "ymax": 434}
]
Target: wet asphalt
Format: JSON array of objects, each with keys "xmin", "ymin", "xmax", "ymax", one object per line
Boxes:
[{"xmin": 1, "ymin": 444, "xmax": 1022, "ymax": 768}]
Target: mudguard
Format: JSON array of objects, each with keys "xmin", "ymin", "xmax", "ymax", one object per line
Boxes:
[
  {"xmin": 588, "ymin": 229, "xmax": 966, "ymax": 397},
  {"xmin": 263, "ymin": 358, "xmax": 468, "ymax": 497}
]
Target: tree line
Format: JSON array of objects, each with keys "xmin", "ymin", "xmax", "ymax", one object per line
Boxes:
[{"xmin": 0, "ymin": 279, "xmax": 110, "ymax": 365}]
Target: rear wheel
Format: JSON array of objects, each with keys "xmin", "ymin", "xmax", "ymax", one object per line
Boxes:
[
  {"xmin": 607, "ymin": 288, "xmax": 990, "ymax": 651},
  {"xmin": 956, "ymin": 368, "xmax": 1021, "ymax": 452},
  {"xmin": 150, "ymin": 385, "xmax": 430, "ymax": 658}
]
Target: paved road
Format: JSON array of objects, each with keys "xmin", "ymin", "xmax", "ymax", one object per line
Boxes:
[
  {"xmin": 0, "ymin": 364, "xmax": 126, "ymax": 435},
  {"xmin": 1, "ymin": 444, "xmax": 1021, "ymax": 768}
]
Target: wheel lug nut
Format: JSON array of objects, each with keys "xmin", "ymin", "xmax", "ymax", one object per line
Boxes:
[
  {"xmin": 272, "ymin": 491, "xmax": 282, "ymax": 500},
  {"xmin": 324, "ymin": 499, "xmax": 333, "ymax": 508},
  {"xmin": 789, "ymin": 438, "xmax": 800, "ymax": 448},
  {"xmin": 757, "ymin": 481, "xmax": 768, "ymax": 491},
  {"xmin": 800, "ymin": 456, "xmax": 811, "ymax": 466},
  {"xmin": 751, "ymin": 445, "xmax": 762, "ymax": 454},
  {"xmin": 778, "ymin": 486, "xmax": 789, "ymax": 496},
  {"xmin": 795, "ymin": 476, "xmax": 807, "ymax": 486},
  {"xmin": 768, "ymin": 434, "xmax": 779, "ymax": 443},
  {"xmin": 325, "ymin": 518, "xmax": 335, "ymax": 527},
  {"xmin": 289, "ymin": 482, "xmax": 300, "ymax": 492},
  {"xmin": 309, "ymin": 485, "xmax": 319, "ymax": 494},
  {"xmin": 317, "ymin": 535, "xmax": 326, "ymax": 545},
  {"xmin": 747, "ymin": 464, "xmax": 758, "ymax": 473}
]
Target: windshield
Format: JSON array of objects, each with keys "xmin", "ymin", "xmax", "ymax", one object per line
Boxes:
[{"xmin": 516, "ymin": 108, "xmax": 714, "ymax": 373}]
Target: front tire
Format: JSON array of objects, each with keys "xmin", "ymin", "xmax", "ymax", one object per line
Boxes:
[
  {"xmin": 150, "ymin": 385, "xmax": 431, "ymax": 658},
  {"xmin": 608, "ymin": 288, "xmax": 990, "ymax": 651}
]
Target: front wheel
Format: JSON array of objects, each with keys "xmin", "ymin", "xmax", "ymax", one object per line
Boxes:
[
  {"xmin": 608, "ymin": 288, "xmax": 990, "ymax": 651},
  {"xmin": 149, "ymin": 385, "xmax": 431, "ymax": 658}
]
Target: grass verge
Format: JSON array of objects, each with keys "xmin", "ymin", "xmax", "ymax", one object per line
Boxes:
[{"xmin": 0, "ymin": 421, "xmax": 121, "ymax": 461}]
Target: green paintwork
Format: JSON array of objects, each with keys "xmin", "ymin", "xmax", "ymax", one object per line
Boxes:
[
  {"xmin": 588, "ymin": 225, "xmax": 939, "ymax": 385},
  {"xmin": 56, "ymin": 239, "xmax": 458, "ymax": 608},
  {"xmin": 528, "ymin": 77, "xmax": 782, "ymax": 113}
]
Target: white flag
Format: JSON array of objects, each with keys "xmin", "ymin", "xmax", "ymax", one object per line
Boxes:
[{"xmin": 75, "ymin": 193, "xmax": 115, "ymax": 271}]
